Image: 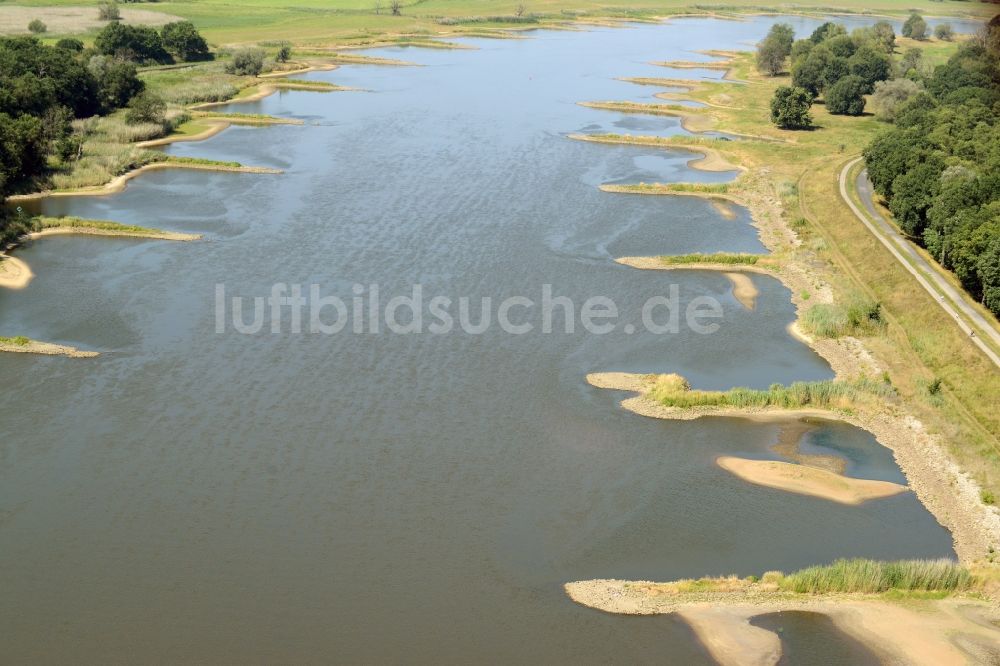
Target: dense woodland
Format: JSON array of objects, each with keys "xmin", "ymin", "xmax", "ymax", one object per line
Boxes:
[
  {"xmin": 864, "ymin": 16, "xmax": 1000, "ymax": 315},
  {"xmin": 761, "ymin": 14, "xmax": 1000, "ymax": 317}
]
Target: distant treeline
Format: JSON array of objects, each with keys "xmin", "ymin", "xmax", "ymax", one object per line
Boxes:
[{"xmin": 864, "ymin": 16, "xmax": 1000, "ymax": 315}]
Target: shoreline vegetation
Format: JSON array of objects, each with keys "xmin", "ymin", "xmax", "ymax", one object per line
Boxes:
[{"xmin": 576, "ymin": 39, "xmax": 1000, "ymax": 570}]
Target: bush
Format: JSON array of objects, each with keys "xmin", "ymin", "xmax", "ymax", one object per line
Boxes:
[
  {"xmin": 802, "ymin": 295, "xmax": 884, "ymax": 338},
  {"xmin": 97, "ymin": 1, "xmax": 120, "ymax": 21},
  {"xmin": 276, "ymin": 42, "xmax": 292, "ymax": 63},
  {"xmin": 27, "ymin": 19, "xmax": 47, "ymax": 34},
  {"xmin": 225, "ymin": 47, "xmax": 265, "ymax": 76},
  {"xmin": 124, "ymin": 91, "xmax": 166, "ymax": 125},
  {"xmin": 934, "ymin": 24, "xmax": 954, "ymax": 41},
  {"xmin": 825, "ymin": 75, "xmax": 867, "ymax": 116},
  {"xmin": 161, "ymin": 21, "xmax": 210, "ymax": 61},
  {"xmin": 95, "ymin": 23, "xmax": 172, "ymax": 64},
  {"xmin": 56, "ymin": 38, "xmax": 85, "ymax": 52},
  {"xmin": 770, "ymin": 85, "xmax": 813, "ymax": 129}
]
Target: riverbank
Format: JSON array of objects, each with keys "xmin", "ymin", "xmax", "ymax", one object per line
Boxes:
[{"xmin": 565, "ymin": 579, "xmax": 1000, "ymax": 666}]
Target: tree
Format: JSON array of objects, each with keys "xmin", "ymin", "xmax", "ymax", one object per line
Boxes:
[
  {"xmin": 870, "ymin": 78, "xmax": 922, "ymax": 122},
  {"xmin": 756, "ymin": 23, "xmax": 794, "ymax": 76},
  {"xmin": 27, "ymin": 19, "xmax": 46, "ymax": 34},
  {"xmin": 225, "ymin": 47, "xmax": 264, "ymax": 76},
  {"xmin": 0, "ymin": 36, "xmax": 101, "ymax": 117},
  {"xmin": 847, "ymin": 43, "xmax": 892, "ymax": 93},
  {"xmin": 515, "ymin": 3, "xmax": 526, "ymax": 18},
  {"xmin": 390, "ymin": 0, "xmax": 401, "ymax": 15},
  {"xmin": 756, "ymin": 37, "xmax": 786, "ymax": 76},
  {"xmin": 767, "ymin": 23, "xmax": 794, "ymax": 55},
  {"xmin": 88, "ymin": 55, "xmax": 144, "ymax": 110},
  {"xmin": 872, "ymin": 20, "xmax": 895, "ymax": 53},
  {"xmin": 810, "ymin": 22, "xmax": 846, "ymax": 44},
  {"xmin": 825, "ymin": 75, "xmax": 867, "ymax": 115},
  {"xmin": 978, "ymin": 236, "xmax": 1000, "ymax": 313},
  {"xmin": 825, "ymin": 34, "xmax": 856, "ymax": 59},
  {"xmin": 97, "ymin": 1, "xmax": 120, "ymax": 22},
  {"xmin": 791, "ymin": 45, "xmax": 844, "ymax": 98},
  {"xmin": 160, "ymin": 21, "xmax": 210, "ymax": 62},
  {"xmin": 770, "ymin": 85, "xmax": 813, "ymax": 129},
  {"xmin": 95, "ymin": 23, "xmax": 172, "ymax": 64},
  {"xmin": 934, "ymin": 24, "xmax": 954, "ymax": 42},
  {"xmin": 276, "ymin": 42, "xmax": 291, "ymax": 63},
  {"xmin": 790, "ymin": 38, "xmax": 813, "ymax": 62},
  {"xmin": 898, "ymin": 48, "xmax": 925, "ymax": 80},
  {"xmin": 125, "ymin": 91, "xmax": 165, "ymax": 124},
  {"xmin": 902, "ymin": 13, "xmax": 927, "ymax": 41}
]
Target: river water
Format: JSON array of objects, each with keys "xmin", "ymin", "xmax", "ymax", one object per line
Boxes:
[{"xmin": 0, "ymin": 14, "xmax": 971, "ymax": 663}]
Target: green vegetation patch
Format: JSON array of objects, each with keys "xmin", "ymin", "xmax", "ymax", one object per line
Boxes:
[
  {"xmin": 647, "ymin": 373, "xmax": 894, "ymax": 410},
  {"xmin": 779, "ymin": 558, "xmax": 972, "ymax": 594},
  {"xmin": 0, "ymin": 336, "xmax": 31, "ymax": 347},
  {"xmin": 802, "ymin": 294, "xmax": 885, "ymax": 338},
  {"xmin": 659, "ymin": 252, "xmax": 761, "ymax": 266}
]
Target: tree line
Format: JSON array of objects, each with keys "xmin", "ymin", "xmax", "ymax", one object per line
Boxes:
[
  {"xmin": 0, "ymin": 21, "xmax": 210, "ymax": 243},
  {"xmin": 864, "ymin": 17, "xmax": 1000, "ymax": 314}
]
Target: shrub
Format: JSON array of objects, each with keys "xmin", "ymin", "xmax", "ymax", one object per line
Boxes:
[
  {"xmin": 276, "ymin": 42, "xmax": 292, "ymax": 63},
  {"xmin": 97, "ymin": 1, "xmax": 120, "ymax": 22},
  {"xmin": 56, "ymin": 38, "xmax": 85, "ymax": 52},
  {"xmin": 770, "ymin": 85, "xmax": 813, "ymax": 129},
  {"xmin": 124, "ymin": 91, "xmax": 166, "ymax": 125},
  {"xmin": 825, "ymin": 75, "xmax": 867, "ymax": 116},
  {"xmin": 982, "ymin": 490, "xmax": 996, "ymax": 505},
  {"xmin": 225, "ymin": 47, "xmax": 265, "ymax": 76},
  {"xmin": 802, "ymin": 295, "xmax": 884, "ymax": 338},
  {"xmin": 27, "ymin": 19, "xmax": 47, "ymax": 34}
]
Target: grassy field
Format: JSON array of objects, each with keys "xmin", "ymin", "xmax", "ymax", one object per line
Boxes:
[{"xmin": 5, "ymin": 0, "xmax": 994, "ymax": 45}]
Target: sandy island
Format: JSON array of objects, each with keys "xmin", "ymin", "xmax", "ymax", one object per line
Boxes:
[
  {"xmin": 716, "ymin": 456, "xmax": 907, "ymax": 505},
  {"xmin": 564, "ymin": 580, "xmax": 1000, "ymax": 666}
]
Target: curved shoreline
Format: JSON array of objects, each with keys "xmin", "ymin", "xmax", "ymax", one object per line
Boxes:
[
  {"xmin": 567, "ymin": 132, "xmax": 743, "ymax": 171},
  {"xmin": 9, "ymin": 162, "xmax": 282, "ymax": 201}
]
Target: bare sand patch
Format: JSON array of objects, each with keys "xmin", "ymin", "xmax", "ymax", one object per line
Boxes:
[
  {"xmin": 711, "ymin": 199, "xmax": 737, "ymax": 219},
  {"xmin": 716, "ymin": 456, "xmax": 907, "ymax": 505},
  {"xmin": 564, "ymin": 580, "xmax": 1000, "ymax": 666},
  {"xmin": 0, "ymin": 255, "xmax": 33, "ymax": 290},
  {"xmin": 0, "ymin": 338, "xmax": 98, "ymax": 358},
  {"xmin": 0, "ymin": 6, "xmax": 181, "ymax": 35},
  {"xmin": 771, "ymin": 419, "xmax": 844, "ymax": 473},
  {"xmin": 724, "ymin": 271, "xmax": 757, "ymax": 309}
]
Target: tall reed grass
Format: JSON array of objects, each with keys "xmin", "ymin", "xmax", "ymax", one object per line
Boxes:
[
  {"xmin": 779, "ymin": 558, "xmax": 972, "ymax": 594},
  {"xmin": 660, "ymin": 253, "xmax": 760, "ymax": 265},
  {"xmin": 648, "ymin": 373, "xmax": 894, "ymax": 410}
]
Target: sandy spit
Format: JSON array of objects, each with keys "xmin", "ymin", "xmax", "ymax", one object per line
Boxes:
[
  {"xmin": 614, "ymin": 256, "xmax": 773, "ymax": 275},
  {"xmin": 0, "ymin": 254, "xmax": 33, "ymax": 290},
  {"xmin": 27, "ymin": 227, "xmax": 201, "ymax": 242},
  {"xmin": 565, "ymin": 580, "xmax": 1000, "ymax": 666},
  {"xmin": 0, "ymin": 339, "xmax": 98, "ymax": 358},
  {"xmin": 716, "ymin": 456, "xmax": 907, "ymax": 505}
]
